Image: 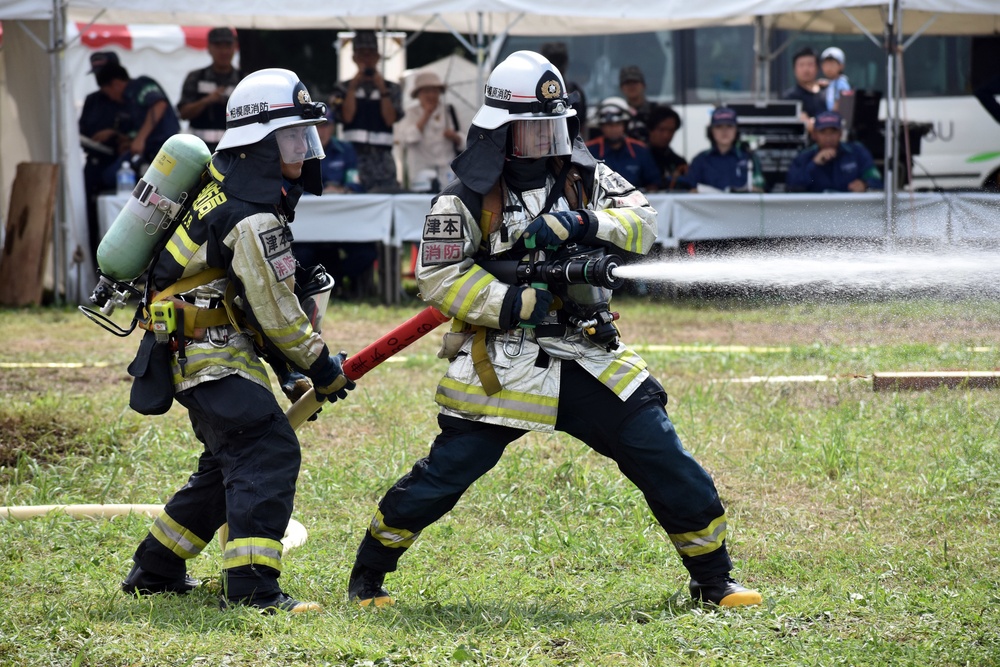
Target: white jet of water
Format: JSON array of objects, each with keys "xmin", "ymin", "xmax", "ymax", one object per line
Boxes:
[{"xmin": 612, "ymin": 247, "xmax": 1000, "ymax": 295}]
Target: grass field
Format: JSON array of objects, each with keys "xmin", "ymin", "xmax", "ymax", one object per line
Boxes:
[{"xmin": 1, "ymin": 295, "xmax": 999, "ymax": 666}]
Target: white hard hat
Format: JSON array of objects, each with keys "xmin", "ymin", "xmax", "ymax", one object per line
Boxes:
[
  {"xmin": 216, "ymin": 68, "xmax": 327, "ymax": 151},
  {"xmin": 472, "ymin": 50, "xmax": 577, "ymax": 131},
  {"xmin": 821, "ymin": 47, "xmax": 846, "ymax": 66},
  {"xmin": 597, "ymin": 96, "xmax": 632, "ymax": 124}
]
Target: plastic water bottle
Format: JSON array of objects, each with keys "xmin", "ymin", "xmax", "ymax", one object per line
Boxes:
[{"xmin": 116, "ymin": 159, "xmax": 136, "ymax": 195}]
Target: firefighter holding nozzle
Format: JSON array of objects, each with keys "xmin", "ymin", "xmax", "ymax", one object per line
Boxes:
[
  {"xmin": 347, "ymin": 51, "xmax": 762, "ymax": 609},
  {"xmin": 120, "ymin": 68, "xmax": 353, "ymax": 613}
]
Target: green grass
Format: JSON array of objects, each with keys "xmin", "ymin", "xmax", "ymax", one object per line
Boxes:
[{"xmin": 1, "ymin": 296, "xmax": 999, "ymax": 666}]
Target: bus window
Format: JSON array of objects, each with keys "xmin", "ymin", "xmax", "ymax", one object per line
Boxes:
[{"xmin": 681, "ymin": 26, "xmax": 757, "ymax": 103}]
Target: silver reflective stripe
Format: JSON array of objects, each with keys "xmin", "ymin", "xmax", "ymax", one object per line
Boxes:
[{"xmin": 341, "ymin": 128, "xmax": 395, "ymax": 147}]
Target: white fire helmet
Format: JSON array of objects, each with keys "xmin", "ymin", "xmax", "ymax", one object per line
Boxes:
[
  {"xmin": 473, "ymin": 50, "xmax": 576, "ymax": 158},
  {"xmin": 216, "ymin": 68, "xmax": 326, "ymax": 163}
]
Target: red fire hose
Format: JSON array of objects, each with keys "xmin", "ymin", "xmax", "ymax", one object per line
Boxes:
[{"xmin": 285, "ymin": 306, "xmax": 451, "ymax": 429}]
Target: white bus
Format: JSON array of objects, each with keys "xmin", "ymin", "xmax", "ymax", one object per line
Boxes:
[{"xmin": 497, "ymin": 28, "xmax": 1000, "ymax": 192}]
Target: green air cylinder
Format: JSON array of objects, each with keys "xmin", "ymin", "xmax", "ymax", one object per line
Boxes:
[{"xmin": 96, "ymin": 134, "xmax": 211, "ymax": 282}]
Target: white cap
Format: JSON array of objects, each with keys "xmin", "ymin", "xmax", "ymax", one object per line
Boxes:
[{"xmin": 821, "ymin": 47, "xmax": 845, "ymax": 66}]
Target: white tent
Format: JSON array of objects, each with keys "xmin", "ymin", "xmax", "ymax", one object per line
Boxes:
[{"xmin": 2, "ymin": 0, "xmax": 998, "ymax": 302}]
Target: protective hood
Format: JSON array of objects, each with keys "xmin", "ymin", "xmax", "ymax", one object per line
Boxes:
[
  {"xmin": 453, "ymin": 116, "xmax": 593, "ymax": 196},
  {"xmin": 211, "ymin": 133, "xmax": 322, "ymax": 205}
]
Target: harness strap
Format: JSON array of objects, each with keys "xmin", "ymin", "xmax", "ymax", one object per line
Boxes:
[{"xmin": 471, "ymin": 326, "xmax": 503, "ymax": 396}]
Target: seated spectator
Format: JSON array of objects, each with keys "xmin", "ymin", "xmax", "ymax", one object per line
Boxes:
[
  {"xmin": 782, "ymin": 47, "xmax": 827, "ymax": 125},
  {"xmin": 397, "ymin": 70, "xmax": 463, "ymax": 193},
  {"xmin": 819, "ymin": 47, "xmax": 852, "ymax": 113},
  {"xmin": 646, "ymin": 104, "xmax": 688, "ymax": 190},
  {"xmin": 619, "ymin": 65, "xmax": 653, "ymax": 142},
  {"xmin": 318, "ymin": 106, "xmax": 363, "ymax": 194},
  {"xmin": 786, "ymin": 110, "xmax": 883, "ymax": 192},
  {"xmin": 678, "ymin": 107, "xmax": 764, "ymax": 193},
  {"xmin": 586, "ymin": 97, "xmax": 661, "ymax": 191},
  {"xmin": 294, "ymin": 106, "xmax": 373, "ymax": 299}
]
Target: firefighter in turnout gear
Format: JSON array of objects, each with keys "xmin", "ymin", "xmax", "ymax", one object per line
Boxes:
[
  {"xmin": 120, "ymin": 68, "xmax": 354, "ymax": 613},
  {"xmin": 347, "ymin": 51, "xmax": 761, "ymax": 609}
]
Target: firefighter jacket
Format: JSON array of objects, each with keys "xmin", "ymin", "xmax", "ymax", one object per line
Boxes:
[
  {"xmin": 416, "ymin": 159, "xmax": 658, "ymax": 432},
  {"xmin": 149, "ymin": 138, "xmax": 331, "ymax": 393}
]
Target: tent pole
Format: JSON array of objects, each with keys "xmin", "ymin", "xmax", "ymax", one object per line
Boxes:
[
  {"xmin": 50, "ymin": 0, "xmax": 65, "ymax": 305},
  {"xmin": 883, "ymin": 0, "xmax": 898, "ymax": 237}
]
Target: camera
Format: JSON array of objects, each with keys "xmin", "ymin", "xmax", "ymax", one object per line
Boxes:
[{"xmin": 363, "ymin": 67, "xmax": 376, "ymax": 77}]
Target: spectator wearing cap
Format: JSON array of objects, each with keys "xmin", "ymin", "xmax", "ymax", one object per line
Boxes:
[
  {"xmin": 782, "ymin": 47, "xmax": 827, "ymax": 125},
  {"xmin": 646, "ymin": 104, "xmax": 688, "ymax": 190},
  {"xmin": 96, "ymin": 62, "xmax": 180, "ymax": 173},
  {"xmin": 397, "ymin": 69, "xmax": 464, "ymax": 193},
  {"xmin": 619, "ymin": 65, "xmax": 653, "ymax": 143},
  {"xmin": 586, "ymin": 97, "xmax": 661, "ymax": 192},
  {"xmin": 541, "ymin": 42, "xmax": 587, "ymax": 136},
  {"xmin": 786, "ymin": 110, "xmax": 882, "ymax": 193},
  {"xmin": 79, "ymin": 51, "xmax": 134, "ymax": 259},
  {"xmin": 335, "ymin": 29, "xmax": 405, "ymax": 193},
  {"xmin": 177, "ymin": 27, "xmax": 242, "ymax": 151},
  {"xmin": 678, "ymin": 107, "xmax": 765, "ymax": 193},
  {"xmin": 819, "ymin": 47, "xmax": 852, "ymax": 113}
]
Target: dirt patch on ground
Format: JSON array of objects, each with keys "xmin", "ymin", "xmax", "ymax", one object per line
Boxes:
[{"xmin": 0, "ymin": 415, "xmax": 86, "ymax": 468}]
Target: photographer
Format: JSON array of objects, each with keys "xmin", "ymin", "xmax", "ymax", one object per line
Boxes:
[{"xmin": 335, "ymin": 30, "xmax": 404, "ymax": 192}]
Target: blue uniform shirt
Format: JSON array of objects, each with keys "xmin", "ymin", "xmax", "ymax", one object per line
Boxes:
[
  {"xmin": 125, "ymin": 75, "xmax": 180, "ymax": 164},
  {"xmin": 585, "ymin": 136, "xmax": 662, "ymax": 190},
  {"xmin": 679, "ymin": 145, "xmax": 765, "ymax": 192},
  {"xmin": 786, "ymin": 142, "xmax": 883, "ymax": 192},
  {"xmin": 320, "ymin": 139, "xmax": 364, "ymax": 193}
]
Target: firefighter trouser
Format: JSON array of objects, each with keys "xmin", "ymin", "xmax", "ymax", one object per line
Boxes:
[
  {"xmin": 131, "ymin": 374, "xmax": 301, "ymax": 601},
  {"xmin": 356, "ymin": 361, "xmax": 732, "ymax": 582}
]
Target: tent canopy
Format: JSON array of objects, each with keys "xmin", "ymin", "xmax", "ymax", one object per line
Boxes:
[{"xmin": 47, "ymin": 0, "xmax": 1000, "ymax": 36}]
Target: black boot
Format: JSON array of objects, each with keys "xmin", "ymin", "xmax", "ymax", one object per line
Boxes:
[
  {"xmin": 221, "ymin": 591, "xmax": 322, "ymax": 614},
  {"xmin": 121, "ymin": 563, "xmax": 200, "ymax": 596},
  {"xmin": 347, "ymin": 562, "xmax": 394, "ymax": 608},
  {"xmin": 689, "ymin": 575, "xmax": 762, "ymax": 607}
]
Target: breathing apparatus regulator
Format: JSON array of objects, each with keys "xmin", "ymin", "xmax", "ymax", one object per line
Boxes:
[{"xmin": 481, "ymin": 244, "xmax": 625, "ymax": 351}]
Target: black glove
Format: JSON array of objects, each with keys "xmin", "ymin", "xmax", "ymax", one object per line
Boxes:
[
  {"xmin": 522, "ymin": 210, "xmax": 589, "ymax": 248},
  {"xmin": 511, "ymin": 286, "xmax": 554, "ymax": 328},
  {"xmin": 313, "ymin": 351, "xmax": 356, "ymax": 403}
]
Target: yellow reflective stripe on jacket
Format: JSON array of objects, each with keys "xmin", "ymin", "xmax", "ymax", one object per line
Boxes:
[
  {"xmin": 262, "ymin": 316, "xmax": 314, "ymax": 353},
  {"xmin": 222, "ymin": 537, "xmax": 283, "ymax": 571},
  {"xmin": 436, "ymin": 376, "xmax": 559, "ymax": 426},
  {"xmin": 150, "ymin": 511, "xmax": 208, "ymax": 560},
  {"xmin": 669, "ymin": 514, "xmax": 727, "ymax": 558},
  {"xmin": 165, "ymin": 223, "xmax": 200, "ymax": 268},
  {"xmin": 598, "ymin": 349, "xmax": 648, "ymax": 394},
  {"xmin": 368, "ymin": 509, "xmax": 420, "ymax": 549},
  {"xmin": 605, "ymin": 208, "xmax": 645, "ymax": 254},
  {"xmin": 440, "ymin": 265, "xmax": 496, "ymax": 320},
  {"xmin": 171, "ymin": 345, "xmax": 269, "ymax": 386}
]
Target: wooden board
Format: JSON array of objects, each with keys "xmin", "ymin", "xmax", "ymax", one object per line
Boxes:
[
  {"xmin": 0, "ymin": 163, "xmax": 60, "ymax": 306},
  {"xmin": 872, "ymin": 371, "xmax": 1000, "ymax": 392}
]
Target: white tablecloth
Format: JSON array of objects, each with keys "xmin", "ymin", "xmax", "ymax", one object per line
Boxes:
[{"xmin": 99, "ymin": 190, "xmax": 1000, "ymax": 254}]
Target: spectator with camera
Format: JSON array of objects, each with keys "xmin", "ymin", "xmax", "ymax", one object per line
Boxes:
[{"xmin": 335, "ymin": 30, "xmax": 405, "ymax": 192}]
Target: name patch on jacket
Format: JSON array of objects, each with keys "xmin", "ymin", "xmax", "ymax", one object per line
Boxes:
[
  {"xmin": 421, "ymin": 213, "xmax": 464, "ymax": 265},
  {"xmin": 259, "ymin": 227, "xmax": 296, "ymax": 282}
]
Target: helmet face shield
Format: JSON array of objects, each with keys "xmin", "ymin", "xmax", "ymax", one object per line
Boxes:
[
  {"xmin": 510, "ymin": 118, "xmax": 572, "ymax": 159},
  {"xmin": 275, "ymin": 125, "xmax": 325, "ymax": 164}
]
